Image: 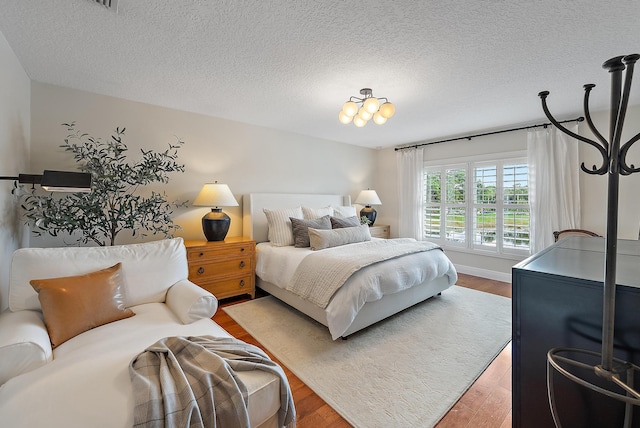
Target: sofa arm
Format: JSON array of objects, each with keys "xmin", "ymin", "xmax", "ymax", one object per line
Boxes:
[
  {"xmin": 165, "ymin": 279, "xmax": 218, "ymax": 324},
  {"xmin": 0, "ymin": 310, "xmax": 53, "ymax": 385}
]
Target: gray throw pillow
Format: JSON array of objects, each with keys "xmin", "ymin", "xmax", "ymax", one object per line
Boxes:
[
  {"xmin": 308, "ymin": 224, "xmax": 372, "ymax": 250},
  {"xmin": 330, "ymin": 215, "xmax": 360, "ymax": 229},
  {"xmin": 290, "ymin": 215, "xmax": 331, "ymax": 248}
]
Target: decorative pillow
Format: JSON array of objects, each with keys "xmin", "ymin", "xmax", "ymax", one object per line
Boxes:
[
  {"xmin": 308, "ymin": 224, "xmax": 372, "ymax": 250},
  {"xmin": 263, "ymin": 206, "xmax": 303, "ymax": 246},
  {"xmin": 302, "ymin": 206, "xmax": 334, "ymax": 219},
  {"xmin": 330, "ymin": 215, "xmax": 361, "ymax": 229},
  {"xmin": 332, "ymin": 205, "xmax": 357, "ymax": 218},
  {"xmin": 290, "ymin": 216, "xmax": 332, "ymax": 248},
  {"xmin": 30, "ymin": 263, "xmax": 135, "ymax": 348},
  {"xmin": 165, "ymin": 279, "xmax": 218, "ymax": 324}
]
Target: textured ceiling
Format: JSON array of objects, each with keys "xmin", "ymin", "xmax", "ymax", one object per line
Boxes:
[{"xmin": 1, "ymin": 0, "xmax": 639, "ymax": 149}]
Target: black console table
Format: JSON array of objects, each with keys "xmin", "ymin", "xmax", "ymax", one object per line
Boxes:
[{"xmin": 512, "ymin": 236, "xmax": 640, "ymax": 427}]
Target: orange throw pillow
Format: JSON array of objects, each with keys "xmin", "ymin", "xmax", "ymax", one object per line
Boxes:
[{"xmin": 30, "ymin": 263, "xmax": 135, "ymax": 348}]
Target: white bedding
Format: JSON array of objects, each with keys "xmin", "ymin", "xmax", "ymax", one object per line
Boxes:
[{"xmin": 256, "ymin": 239, "xmax": 458, "ymax": 339}]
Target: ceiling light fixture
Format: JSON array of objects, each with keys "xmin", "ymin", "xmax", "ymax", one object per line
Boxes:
[{"xmin": 339, "ymin": 88, "xmax": 395, "ymax": 127}]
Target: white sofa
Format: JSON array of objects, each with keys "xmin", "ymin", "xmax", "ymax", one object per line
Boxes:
[{"xmin": 0, "ymin": 237, "xmax": 288, "ymax": 427}]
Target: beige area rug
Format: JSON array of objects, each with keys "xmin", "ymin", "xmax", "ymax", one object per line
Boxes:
[{"xmin": 223, "ymin": 285, "xmax": 511, "ymax": 428}]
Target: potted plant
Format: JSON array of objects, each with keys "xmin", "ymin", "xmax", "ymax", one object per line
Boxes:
[{"xmin": 21, "ymin": 123, "xmax": 186, "ymax": 246}]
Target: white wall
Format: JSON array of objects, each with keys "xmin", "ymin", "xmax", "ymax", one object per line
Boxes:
[
  {"xmin": 376, "ymin": 104, "xmax": 640, "ymax": 278},
  {"xmin": 580, "ymin": 106, "xmax": 640, "ymax": 239},
  {"xmin": 0, "ymin": 30, "xmax": 30, "ymax": 310},
  {"xmin": 29, "ymin": 82, "xmax": 378, "ymax": 246}
]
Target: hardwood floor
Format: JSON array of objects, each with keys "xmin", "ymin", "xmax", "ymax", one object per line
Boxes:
[{"xmin": 213, "ymin": 273, "xmax": 512, "ymax": 428}]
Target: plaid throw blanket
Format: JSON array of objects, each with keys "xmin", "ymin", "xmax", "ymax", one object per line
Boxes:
[{"xmin": 129, "ymin": 335, "xmax": 296, "ymax": 428}]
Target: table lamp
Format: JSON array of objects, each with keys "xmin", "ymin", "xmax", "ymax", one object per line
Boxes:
[
  {"xmin": 355, "ymin": 189, "xmax": 382, "ymax": 226},
  {"xmin": 193, "ymin": 182, "xmax": 239, "ymax": 241}
]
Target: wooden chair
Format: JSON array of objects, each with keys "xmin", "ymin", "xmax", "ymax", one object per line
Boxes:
[{"xmin": 553, "ymin": 229, "xmax": 602, "ymax": 242}]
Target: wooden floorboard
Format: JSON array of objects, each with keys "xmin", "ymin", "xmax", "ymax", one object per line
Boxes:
[{"xmin": 214, "ymin": 273, "xmax": 512, "ymax": 427}]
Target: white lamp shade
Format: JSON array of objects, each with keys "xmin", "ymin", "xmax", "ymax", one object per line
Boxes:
[
  {"xmin": 373, "ymin": 112, "xmax": 387, "ymax": 125},
  {"xmin": 338, "ymin": 111, "xmax": 353, "ymax": 124},
  {"xmin": 193, "ymin": 183, "xmax": 239, "ymax": 207},
  {"xmin": 358, "ymin": 107, "xmax": 373, "ymax": 121},
  {"xmin": 353, "ymin": 115, "xmax": 367, "ymax": 127},
  {"xmin": 342, "ymin": 101, "xmax": 358, "ymax": 117},
  {"xmin": 355, "ymin": 189, "xmax": 382, "ymax": 206},
  {"xmin": 363, "ymin": 97, "xmax": 380, "ymax": 114},
  {"xmin": 379, "ymin": 102, "xmax": 395, "ymax": 118}
]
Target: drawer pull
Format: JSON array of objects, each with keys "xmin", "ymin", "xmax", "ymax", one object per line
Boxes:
[
  {"xmin": 239, "ymin": 279, "xmax": 245, "ymax": 287},
  {"xmin": 198, "ymin": 252, "xmax": 204, "ymax": 257},
  {"xmin": 240, "ymin": 247, "xmax": 245, "ymax": 252},
  {"xmin": 239, "ymin": 261, "xmax": 246, "ymax": 268},
  {"xmin": 197, "ymin": 267, "xmax": 205, "ymax": 275}
]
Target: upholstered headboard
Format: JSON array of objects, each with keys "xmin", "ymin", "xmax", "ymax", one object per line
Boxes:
[{"xmin": 243, "ymin": 193, "xmax": 352, "ymax": 243}]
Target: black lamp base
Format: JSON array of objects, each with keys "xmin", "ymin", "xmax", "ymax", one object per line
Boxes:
[
  {"xmin": 202, "ymin": 208, "xmax": 230, "ymax": 241},
  {"xmin": 360, "ymin": 206, "xmax": 377, "ymax": 226}
]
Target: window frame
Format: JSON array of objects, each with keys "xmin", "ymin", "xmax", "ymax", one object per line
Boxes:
[{"xmin": 423, "ymin": 151, "xmax": 530, "ymax": 259}]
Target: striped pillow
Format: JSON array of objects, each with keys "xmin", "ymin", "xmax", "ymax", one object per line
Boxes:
[{"xmin": 263, "ymin": 206, "xmax": 303, "ymax": 246}]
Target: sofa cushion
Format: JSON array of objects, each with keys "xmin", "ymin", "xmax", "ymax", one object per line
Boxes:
[
  {"xmin": 9, "ymin": 237, "xmax": 189, "ymax": 312},
  {"xmin": 165, "ymin": 279, "xmax": 218, "ymax": 324},
  {"xmin": 0, "ymin": 310, "xmax": 52, "ymax": 385},
  {"xmin": 30, "ymin": 263, "xmax": 135, "ymax": 348}
]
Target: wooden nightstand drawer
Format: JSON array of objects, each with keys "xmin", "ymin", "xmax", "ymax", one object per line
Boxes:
[
  {"xmin": 188, "ymin": 256, "xmax": 252, "ymax": 281},
  {"xmin": 196, "ymin": 275, "xmax": 254, "ymax": 300},
  {"xmin": 187, "ymin": 243, "xmax": 253, "ymax": 262},
  {"xmin": 184, "ymin": 237, "xmax": 256, "ymax": 299},
  {"xmin": 369, "ymin": 225, "xmax": 390, "ymax": 239}
]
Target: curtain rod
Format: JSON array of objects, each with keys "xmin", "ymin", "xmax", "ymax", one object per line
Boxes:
[{"xmin": 394, "ymin": 116, "xmax": 584, "ymax": 151}]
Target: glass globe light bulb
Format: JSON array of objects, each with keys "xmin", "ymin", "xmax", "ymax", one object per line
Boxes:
[
  {"xmin": 363, "ymin": 97, "xmax": 380, "ymax": 114},
  {"xmin": 353, "ymin": 115, "xmax": 367, "ymax": 127},
  {"xmin": 358, "ymin": 107, "xmax": 373, "ymax": 121},
  {"xmin": 379, "ymin": 102, "xmax": 395, "ymax": 118},
  {"xmin": 339, "ymin": 111, "xmax": 353, "ymax": 124},
  {"xmin": 342, "ymin": 101, "xmax": 358, "ymax": 117},
  {"xmin": 373, "ymin": 112, "xmax": 387, "ymax": 125}
]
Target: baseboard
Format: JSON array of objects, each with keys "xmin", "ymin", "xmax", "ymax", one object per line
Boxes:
[{"xmin": 454, "ymin": 264, "xmax": 512, "ymax": 284}]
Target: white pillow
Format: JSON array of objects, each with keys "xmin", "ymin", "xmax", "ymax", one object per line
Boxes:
[
  {"xmin": 0, "ymin": 310, "xmax": 53, "ymax": 385},
  {"xmin": 308, "ymin": 224, "xmax": 371, "ymax": 250},
  {"xmin": 302, "ymin": 206, "xmax": 333, "ymax": 219},
  {"xmin": 263, "ymin": 206, "xmax": 303, "ymax": 246},
  {"xmin": 332, "ymin": 205, "xmax": 357, "ymax": 218},
  {"xmin": 165, "ymin": 279, "xmax": 218, "ymax": 324}
]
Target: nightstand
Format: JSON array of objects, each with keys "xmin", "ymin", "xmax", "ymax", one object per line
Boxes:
[
  {"xmin": 369, "ymin": 224, "xmax": 390, "ymax": 239},
  {"xmin": 184, "ymin": 237, "xmax": 256, "ymax": 299}
]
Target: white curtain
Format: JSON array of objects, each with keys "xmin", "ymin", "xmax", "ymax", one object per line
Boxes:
[
  {"xmin": 396, "ymin": 147, "xmax": 424, "ymax": 239},
  {"xmin": 527, "ymin": 124, "xmax": 581, "ymax": 252}
]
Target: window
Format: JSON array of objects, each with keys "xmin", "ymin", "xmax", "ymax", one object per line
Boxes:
[{"xmin": 424, "ymin": 157, "xmax": 530, "ymax": 257}]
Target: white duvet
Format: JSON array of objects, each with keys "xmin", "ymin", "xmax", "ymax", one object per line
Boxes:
[{"xmin": 256, "ymin": 239, "xmax": 458, "ymax": 339}]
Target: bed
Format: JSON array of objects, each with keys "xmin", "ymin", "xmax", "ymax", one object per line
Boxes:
[{"xmin": 242, "ymin": 193, "xmax": 458, "ymax": 339}]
